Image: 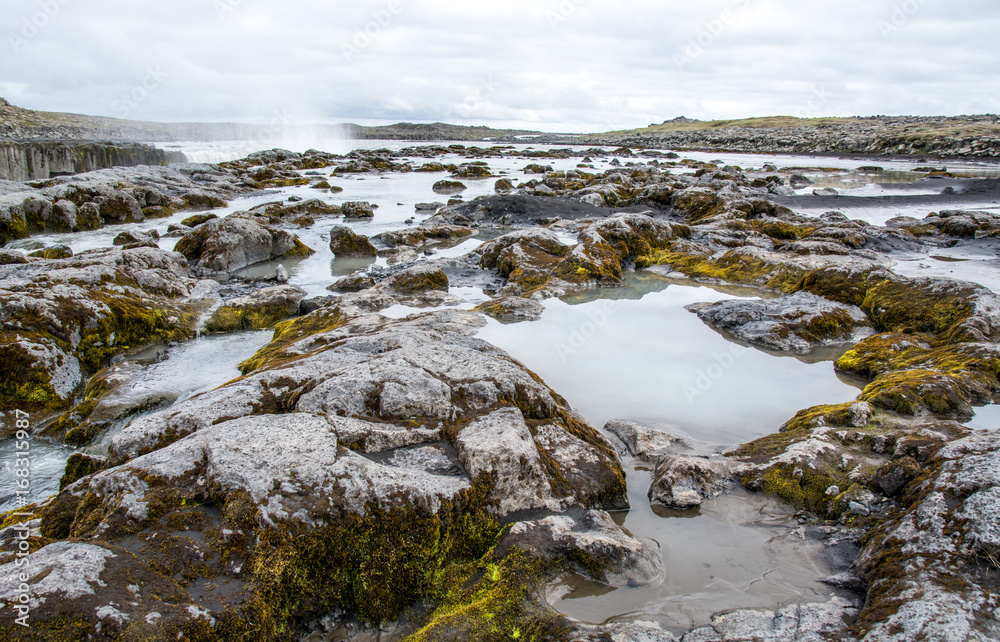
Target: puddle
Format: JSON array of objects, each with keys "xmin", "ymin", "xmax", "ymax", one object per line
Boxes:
[
  {"xmin": 548, "ymin": 465, "xmax": 847, "ymax": 630},
  {"xmin": 477, "ymin": 273, "xmax": 863, "ymax": 445}
]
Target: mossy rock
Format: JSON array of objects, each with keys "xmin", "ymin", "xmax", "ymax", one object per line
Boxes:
[
  {"xmin": 59, "ymin": 453, "xmax": 107, "ymax": 490},
  {"xmin": 671, "ymin": 188, "xmax": 727, "ymax": 223},
  {"xmin": 860, "ymin": 369, "xmax": 976, "ymax": 417},
  {"xmin": 329, "ymin": 225, "xmax": 377, "ymax": 258},
  {"xmin": 390, "ymin": 267, "xmax": 449, "ymax": 294},
  {"xmin": 0, "ymin": 337, "xmax": 62, "ymax": 410},
  {"xmin": 330, "ymin": 274, "xmax": 377, "ymax": 293},
  {"xmin": 29, "ymin": 244, "xmax": 73, "ymax": 260},
  {"xmin": 181, "ymin": 193, "xmax": 227, "ymax": 211},
  {"xmin": 204, "ymin": 286, "xmax": 306, "ymax": 334},
  {"xmin": 408, "ymin": 548, "xmax": 573, "ymax": 642},
  {"xmin": 142, "ymin": 205, "xmax": 175, "ymax": 219},
  {"xmin": 238, "ymin": 307, "xmax": 345, "ymax": 374},
  {"xmin": 181, "ymin": 213, "xmax": 218, "ymax": 228},
  {"xmin": 433, "ymin": 180, "xmax": 468, "ymax": 195},
  {"xmin": 283, "ymin": 238, "xmax": 316, "ymax": 258}
]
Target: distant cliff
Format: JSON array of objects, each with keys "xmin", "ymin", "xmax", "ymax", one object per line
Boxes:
[{"xmin": 0, "ymin": 141, "xmax": 182, "ymax": 181}]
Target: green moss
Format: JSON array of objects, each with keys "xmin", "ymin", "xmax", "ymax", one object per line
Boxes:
[
  {"xmin": 282, "ymin": 238, "xmax": 316, "ymax": 258},
  {"xmin": 76, "ymin": 298, "xmax": 179, "ymax": 371},
  {"xmin": 835, "ymin": 333, "xmax": 922, "ymax": 379},
  {"xmin": 859, "ymin": 369, "xmax": 973, "ymax": 416},
  {"xmin": 0, "ymin": 337, "xmax": 61, "ymax": 410},
  {"xmin": 783, "ymin": 402, "xmax": 866, "ymax": 433},
  {"xmin": 205, "ymin": 299, "xmax": 300, "ymax": 334},
  {"xmin": 28, "ymin": 246, "xmax": 73, "ymax": 260},
  {"xmin": 838, "ymin": 334, "xmax": 1000, "ymax": 417},
  {"xmin": 0, "ymin": 211, "xmax": 29, "ymax": 244},
  {"xmin": 643, "ymin": 248, "xmax": 805, "ymax": 291},
  {"xmin": 392, "ymin": 269, "xmax": 449, "ymax": 294},
  {"xmin": 249, "ymin": 481, "xmax": 502, "ymax": 634},
  {"xmin": 406, "ymin": 549, "xmax": 571, "ymax": 642},
  {"xmin": 745, "ymin": 462, "xmax": 847, "ymax": 514},
  {"xmin": 238, "ymin": 307, "xmax": 345, "ymax": 374},
  {"xmin": 59, "ymin": 453, "xmax": 107, "ymax": 490},
  {"xmin": 181, "ymin": 213, "xmax": 218, "ymax": 227},
  {"xmin": 748, "ymin": 219, "xmax": 815, "ymax": 241},
  {"xmin": 0, "ymin": 504, "xmax": 39, "ymax": 529},
  {"xmin": 672, "ymin": 190, "xmax": 726, "ymax": 223},
  {"xmin": 142, "ymin": 205, "xmax": 176, "ymax": 219},
  {"xmin": 861, "ymin": 278, "xmax": 976, "ymax": 335},
  {"xmin": 799, "ymin": 308, "xmax": 861, "ymax": 343}
]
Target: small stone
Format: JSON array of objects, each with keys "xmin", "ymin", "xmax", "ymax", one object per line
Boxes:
[
  {"xmin": 826, "ymin": 485, "xmax": 841, "ymax": 497},
  {"xmin": 276, "ymin": 265, "xmax": 289, "ymax": 283}
]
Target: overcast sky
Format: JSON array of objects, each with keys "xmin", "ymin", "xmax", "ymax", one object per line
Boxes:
[{"xmin": 1, "ymin": 0, "xmax": 998, "ymax": 133}]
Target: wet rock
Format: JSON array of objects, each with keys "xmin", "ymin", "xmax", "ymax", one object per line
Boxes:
[
  {"xmin": 0, "ymin": 249, "xmax": 27, "ymax": 265},
  {"xmin": 432, "ymin": 193, "xmax": 607, "ymax": 228},
  {"xmin": 50, "ymin": 199, "xmax": 78, "ymax": 230},
  {"xmin": 813, "ymin": 187, "xmax": 839, "ymax": 197},
  {"xmin": 250, "ymin": 198, "xmax": 342, "ymax": 221},
  {"xmin": 647, "ymin": 455, "xmax": 735, "ymax": 509},
  {"xmin": 329, "ymin": 224, "xmax": 377, "ymax": 257},
  {"xmin": 790, "ymin": 174, "xmax": 813, "ymax": 189},
  {"xmin": 275, "ymin": 264, "xmax": 289, "ymax": 283},
  {"xmin": 29, "ymin": 244, "xmax": 73, "ymax": 260},
  {"xmin": 204, "ymin": 284, "xmax": 307, "ymax": 334},
  {"xmin": 855, "ymin": 428, "xmax": 1000, "ymax": 641},
  {"xmin": 479, "ymin": 213, "xmax": 676, "ymax": 297},
  {"xmin": 0, "ymin": 246, "xmax": 210, "ymax": 410},
  {"xmin": 604, "ymin": 420, "xmax": 690, "ymax": 461},
  {"xmin": 41, "ymin": 360, "xmax": 179, "ymax": 446},
  {"xmin": 108, "ymin": 309, "xmax": 625, "ymax": 508},
  {"xmin": 454, "ymin": 407, "xmax": 561, "ymax": 514},
  {"xmin": 341, "ymin": 201, "xmax": 375, "ymax": 219},
  {"xmin": 112, "ymin": 229, "xmax": 159, "ymax": 247},
  {"xmin": 433, "ymin": 180, "xmax": 467, "ymax": 194},
  {"xmin": 22, "ymin": 308, "xmax": 627, "ymax": 634},
  {"xmin": 180, "ymin": 212, "xmax": 217, "ymax": 228},
  {"xmin": 682, "ymin": 598, "xmax": 858, "ymax": 642},
  {"xmin": 500, "ymin": 510, "xmax": 663, "ymax": 588},
  {"xmin": 385, "ymin": 263, "xmax": 449, "ymax": 294},
  {"xmin": 97, "ymin": 192, "xmax": 144, "ymax": 222},
  {"xmin": 373, "ymin": 223, "xmax": 475, "ymax": 250},
  {"xmin": 452, "ymin": 163, "xmax": 493, "ymax": 178},
  {"xmin": 687, "ymin": 292, "xmax": 874, "ymax": 353},
  {"xmin": 495, "ymin": 178, "xmax": 515, "ymax": 193},
  {"xmin": 475, "ymin": 296, "xmax": 545, "ymax": 323},
  {"xmin": 329, "ymin": 274, "xmax": 376, "ymax": 293},
  {"xmin": 414, "ymin": 202, "xmax": 444, "ymax": 212},
  {"xmin": 174, "ymin": 213, "xmax": 312, "ymax": 273},
  {"xmin": 872, "ymin": 456, "xmax": 920, "ymax": 497}
]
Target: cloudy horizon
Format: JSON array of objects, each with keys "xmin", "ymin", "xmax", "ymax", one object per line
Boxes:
[{"xmin": 1, "ymin": 0, "xmax": 998, "ymax": 134}]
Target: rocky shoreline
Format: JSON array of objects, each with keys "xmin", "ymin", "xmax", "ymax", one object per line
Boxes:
[
  {"xmin": 6, "ymin": 98, "xmax": 1000, "ymax": 161},
  {"xmin": 1, "ymin": 144, "xmax": 999, "ymax": 640},
  {"xmin": 578, "ymin": 115, "xmax": 1000, "ymax": 160}
]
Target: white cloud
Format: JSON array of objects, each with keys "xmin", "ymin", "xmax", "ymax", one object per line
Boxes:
[{"xmin": 0, "ymin": 0, "xmax": 997, "ymax": 132}]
